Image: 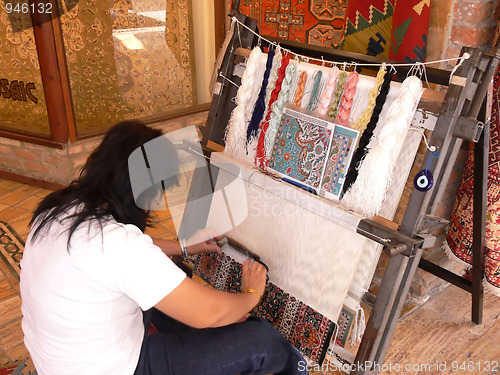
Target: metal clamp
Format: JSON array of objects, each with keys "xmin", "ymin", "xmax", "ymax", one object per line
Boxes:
[{"xmin": 454, "ymin": 116, "xmax": 484, "ymax": 142}]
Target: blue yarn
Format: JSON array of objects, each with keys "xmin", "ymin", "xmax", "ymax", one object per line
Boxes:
[
  {"xmin": 246, "ymin": 48, "xmax": 275, "ymax": 143},
  {"xmin": 307, "ymin": 70, "xmax": 323, "ymax": 111}
]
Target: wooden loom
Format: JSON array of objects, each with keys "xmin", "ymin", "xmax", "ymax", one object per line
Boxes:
[{"xmin": 189, "ymin": 9, "xmax": 500, "ymax": 375}]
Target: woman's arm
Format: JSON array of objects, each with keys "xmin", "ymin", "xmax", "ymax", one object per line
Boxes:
[
  {"xmin": 152, "ymin": 228, "xmax": 221, "ymax": 257},
  {"xmin": 154, "ymin": 259, "xmax": 267, "ymax": 328}
]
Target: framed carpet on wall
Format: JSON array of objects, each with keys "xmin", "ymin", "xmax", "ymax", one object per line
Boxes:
[{"xmin": 237, "ymin": 0, "xmax": 348, "ymax": 48}]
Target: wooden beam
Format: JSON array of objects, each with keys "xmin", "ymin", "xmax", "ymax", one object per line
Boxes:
[
  {"xmin": 30, "ymin": 0, "xmax": 70, "ymax": 144},
  {"xmin": 0, "ymin": 169, "xmax": 65, "ymax": 190}
]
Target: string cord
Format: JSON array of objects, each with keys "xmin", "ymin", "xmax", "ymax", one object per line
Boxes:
[{"xmin": 231, "ymin": 16, "xmax": 470, "ymax": 69}]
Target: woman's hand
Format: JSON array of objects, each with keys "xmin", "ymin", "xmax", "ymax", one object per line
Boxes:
[
  {"xmin": 241, "ymin": 259, "xmax": 267, "ymax": 305},
  {"xmin": 185, "ymin": 228, "xmax": 222, "ymax": 255}
]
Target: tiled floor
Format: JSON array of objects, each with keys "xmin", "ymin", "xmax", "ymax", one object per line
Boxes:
[{"xmin": 1, "ymin": 177, "xmax": 500, "ymax": 374}]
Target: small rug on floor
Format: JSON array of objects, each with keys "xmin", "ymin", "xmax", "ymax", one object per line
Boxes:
[{"xmin": 0, "ymin": 221, "xmax": 24, "ymax": 281}]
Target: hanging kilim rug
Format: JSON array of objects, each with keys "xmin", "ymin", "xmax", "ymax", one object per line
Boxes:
[
  {"xmin": 0, "ymin": 221, "xmax": 24, "ymax": 281},
  {"xmin": 237, "ymin": 0, "xmax": 347, "ymax": 48},
  {"xmin": 445, "ymin": 65, "xmax": 500, "ymax": 296},
  {"xmin": 194, "ymin": 251, "xmax": 354, "ymax": 364},
  {"xmin": 340, "ymin": 0, "xmax": 430, "ymax": 62}
]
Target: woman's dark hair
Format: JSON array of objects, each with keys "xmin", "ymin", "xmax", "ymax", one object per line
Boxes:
[{"xmin": 30, "ymin": 120, "xmax": 178, "ymax": 246}]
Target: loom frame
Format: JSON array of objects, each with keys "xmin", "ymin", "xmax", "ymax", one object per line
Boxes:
[{"xmin": 197, "ymin": 9, "xmax": 500, "ymax": 374}]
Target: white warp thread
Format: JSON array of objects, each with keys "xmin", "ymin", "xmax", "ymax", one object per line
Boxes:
[
  {"xmin": 341, "ymin": 76, "xmax": 423, "ymax": 216},
  {"xmin": 206, "ymin": 155, "xmax": 369, "ymax": 321},
  {"xmin": 224, "ymin": 47, "xmax": 267, "ymax": 161}
]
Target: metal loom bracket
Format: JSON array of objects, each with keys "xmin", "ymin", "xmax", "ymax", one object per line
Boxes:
[
  {"xmin": 417, "ymin": 214, "xmax": 450, "ymax": 234},
  {"xmin": 453, "ymin": 116, "xmax": 485, "ymax": 142},
  {"xmin": 357, "ymin": 219, "xmax": 423, "ymax": 258}
]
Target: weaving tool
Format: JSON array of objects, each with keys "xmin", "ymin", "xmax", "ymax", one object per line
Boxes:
[{"xmin": 216, "ymin": 236, "xmax": 268, "ymax": 271}]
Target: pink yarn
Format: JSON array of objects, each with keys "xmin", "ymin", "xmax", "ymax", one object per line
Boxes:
[
  {"xmin": 317, "ymin": 67, "xmax": 340, "ymax": 115},
  {"xmin": 335, "ymin": 71, "xmax": 359, "ymax": 126}
]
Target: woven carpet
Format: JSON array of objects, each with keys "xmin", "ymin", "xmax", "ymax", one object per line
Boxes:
[
  {"xmin": 195, "ymin": 251, "xmax": 354, "ymax": 364},
  {"xmin": 238, "ymin": 0, "xmax": 348, "ymax": 48},
  {"xmin": 0, "ymin": 221, "xmax": 23, "ymax": 281},
  {"xmin": 0, "ymin": 223, "xmax": 32, "ymax": 374},
  {"xmin": 445, "ymin": 65, "xmax": 500, "ymax": 296},
  {"xmin": 340, "ymin": 0, "xmax": 430, "ymax": 62}
]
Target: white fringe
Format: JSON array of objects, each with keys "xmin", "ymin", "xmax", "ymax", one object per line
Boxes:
[
  {"xmin": 341, "ymin": 76, "xmax": 423, "ymax": 216},
  {"xmin": 484, "ymin": 278, "xmax": 500, "ymax": 296},
  {"xmin": 224, "ymin": 47, "xmax": 267, "ymax": 161},
  {"xmin": 442, "ymin": 240, "xmax": 471, "ymax": 269}
]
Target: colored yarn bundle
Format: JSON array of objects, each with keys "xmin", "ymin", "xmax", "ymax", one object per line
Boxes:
[
  {"xmin": 246, "ymin": 48, "xmax": 276, "ymax": 143},
  {"xmin": 264, "ymin": 62, "xmax": 298, "ymax": 160},
  {"xmin": 293, "ymin": 71, "xmax": 308, "ymax": 107},
  {"xmin": 263, "ymin": 49, "xmax": 283, "ymax": 117},
  {"xmin": 317, "ymin": 67, "xmax": 340, "ymax": 115},
  {"xmin": 327, "ymin": 71, "xmax": 348, "ymax": 119},
  {"xmin": 335, "ymin": 70, "xmax": 360, "ymax": 126},
  {"xmin": 307, "ymin": 70, "xmax": 324, "ymax": 112},
  {"xmin": 224, "ymin": 47, "xmax": 267, "ymax": 161},
  {"xmin": 352, "ymin": 66, "xmax": 387, "ymax": 132},
  {"xmin": 341, "ymin": 75, "xmax": 423, "ymax": 216},
  {"xmin": 342, "ymin": 70, "xmax": 394, "ymax": 196},
  {"xmin": 255, "ymin": 54, "xmax": 291, "ymax": 168}
]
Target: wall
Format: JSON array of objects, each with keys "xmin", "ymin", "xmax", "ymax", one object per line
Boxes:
[{"xmin": 0, "ymin": 112, "xmax": 208, "ymax": 186}]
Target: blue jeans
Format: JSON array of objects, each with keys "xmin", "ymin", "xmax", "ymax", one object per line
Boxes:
[{"xmin": 134, "ymin": 309, "xmax": 309, "ymax": 375}]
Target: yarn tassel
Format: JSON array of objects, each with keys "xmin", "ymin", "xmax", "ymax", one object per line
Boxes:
[
  {"xmin": 327, "ymin": 71, "xmax": 348, "ymax": 119},
  {"xmin": 293, "ymin": 70, "xmax": 308, "ymax": 107},
  {"xmin": 352, "ymin": 66, "xmax": 387, "ymax": 132},
  {"xmin": 335, "ymin": 70, "xmax": 359, "ymax": 126},
  {"xmin": 307, "ymin": 70, "xmax": 324, "ymax": 112},
  {"xmin": 341, "ymin": 70, "xmax": 394, "ymax": 196},
  {"xmin": 224, "ymin": 46, "xmax": 267, "ymax": 161},
  {"xmin": 224, "ymin": 47, "xmax": 267, "ymax": 159},
  {"xmin": 351, "ymin": 305, "xmax": 366, "ymax": 346},
  {"xmin": 255, "ymin": 54, "xmax": 291, "ymax": 168},
  {"xmin": 247, "ymin": 48, "xmax": 275, "ymax": 143},
  {"xmin": 264, "ymin": 62, "xmax": 298, "ymax": 160},
  {"xmin": 262, "ymin": 49, "xmax": 283, "ymax": 120},
  {"xmin": 317, "ymin": 67, "xmax": 340, "ymax": 115},
  {"xmin": 341, "ymin": 76, "xmax": 423, "ymax": 216}
]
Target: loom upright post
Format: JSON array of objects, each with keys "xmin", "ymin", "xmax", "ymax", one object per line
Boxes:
[{"xmin": 472, "ymin": 118, "xmax": 489, "ymax": 324}]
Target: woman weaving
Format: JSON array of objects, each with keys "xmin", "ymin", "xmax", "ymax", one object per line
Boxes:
[{"xmin": 20, "ymin": 120, "xmax": 307, "ymax": 375}]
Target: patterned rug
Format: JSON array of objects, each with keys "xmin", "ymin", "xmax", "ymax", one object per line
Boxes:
[
  {"xmin": 340, "ymin": 0, "xmax": 430, "ymax": 62},
  {"xmin": 445, "ymin": 66, "xmax": 500, "ymax": 296},
  {"xmin": 0, "ymin": 221, "xmax": 24, "ymax": 281},
  {"xmin": 238, "ymin": 0, "xmax": 348, "ymax": 48},
  {"xmin": 195, "ymin": 251, "xmax": 354, "ymax": 364}
]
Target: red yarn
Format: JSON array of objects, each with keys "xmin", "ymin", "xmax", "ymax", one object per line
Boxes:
[{"xmin": 254, "ymin": 54, "xmax": 290, "ymax": 168}]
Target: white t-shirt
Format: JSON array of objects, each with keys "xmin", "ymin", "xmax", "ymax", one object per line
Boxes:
[{"xmin": 20, "ymin": 216, "xmax": 186, "ymax": 375}]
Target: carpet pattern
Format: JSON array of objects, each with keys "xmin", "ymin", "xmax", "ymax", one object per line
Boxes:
[
  {"xmin": 195, "ymin": 251, "xmax": 354, "ymax": 364},
  {"xmin": 238, "ymin": 0, "xmax": 348, "ymax": 48},
  {"xmin": 340, "ymin": 0, "xmax": 430, "ymax": 62},
  {"xmin": 0, "ymin": 221, "xmax": 24, "ymax": 281}
]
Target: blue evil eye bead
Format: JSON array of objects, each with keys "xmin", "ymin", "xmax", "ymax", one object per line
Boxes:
[{"xmin": 414, "ymin": 170, "xmax": 434, "ymax": 192}]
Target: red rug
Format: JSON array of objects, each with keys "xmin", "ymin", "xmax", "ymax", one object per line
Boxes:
[
  {"xmin": 340, "ymin": 0, "xmax": 430, "ymax": 62},
  {"xmin": 237, "ymin": 0, "xmax": 348, "ymax": 48},
  {"xmin": 445, "ymin": 65, "xmax": 500, "ymax": 295}
]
